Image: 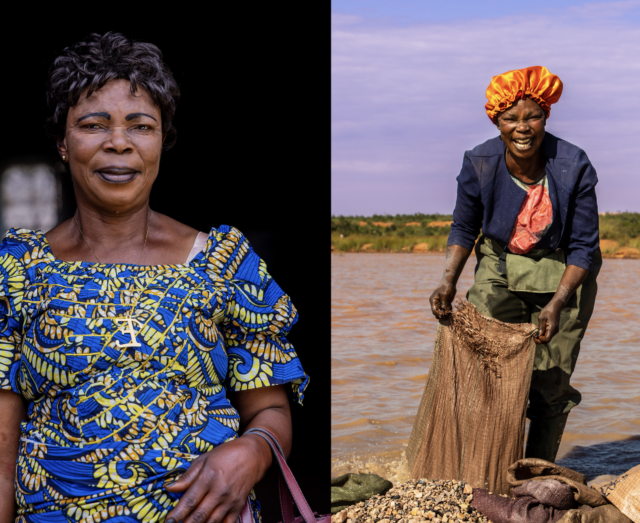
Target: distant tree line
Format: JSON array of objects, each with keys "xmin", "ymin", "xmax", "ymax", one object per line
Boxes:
[{"xmin": 331, "ymin": 213, "xmax": 454, "ymax": 237}]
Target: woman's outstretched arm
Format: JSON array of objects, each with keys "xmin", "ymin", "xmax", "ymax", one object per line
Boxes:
[
  {"xmin": 429, "ymin": 244, "xmax": 473, "ymax": 318},
  {"xmin": 0, "ymin": 390, "xmax": 26, "ymax": 523},
  {"xmin": 165, "ymin": 385, "xmax": 291, "ymax": 523}
]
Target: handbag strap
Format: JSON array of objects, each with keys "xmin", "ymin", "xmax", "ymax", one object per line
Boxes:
[{"xmin": 244, "ymin": 427, "xmax": 316, "ymax": 523}]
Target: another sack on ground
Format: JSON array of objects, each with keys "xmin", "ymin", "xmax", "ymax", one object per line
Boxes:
[
  {"xmin": 330, "ymin": 473, "xmax": 393, "ymax": 513},
  {"xmin": 558, "ymin": 505, "xmax": 632, "ymax": 523},
  {"xmin": 594, "ymin": 463, "xmax": 640, "ymax": 523},
  {"xmin": 470, "ymin": 459, "xmax": 632, "ymax": 523},
  {"xmin": 471, "ymin": 480, "xmax": 573, "ymax": 523},
  {"xmin": 507, "ymin": 458, "xmax": 607, "ymax": 507},
  {"xmin": 407, "ymin": 300, "xmax": 537, "ymax": 494}
]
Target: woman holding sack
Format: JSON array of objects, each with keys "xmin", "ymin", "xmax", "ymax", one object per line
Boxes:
[{"xmin": 429, "ymin": 66, "xmax": 600, "ymax": 463}]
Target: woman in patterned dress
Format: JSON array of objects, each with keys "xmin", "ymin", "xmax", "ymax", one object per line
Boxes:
[{"xmin": 0, "ymin": 32, "xmax": 308, "ymax": 523}]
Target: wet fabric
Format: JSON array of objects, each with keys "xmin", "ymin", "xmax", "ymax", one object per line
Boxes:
[
  {"xmin": 407, "ymin": 300, "xmax": 537, "ymax": 495},
  {"xmin": 0, "ymin": 227, "xmax": 309, "ymax": 523},
  {"xmin": 485, "ymin": 66, "xmax": 563, "ymax": 123},
  {"xmin": 447, "ymin": 133, "xmax": 599, "ymax": 271},
  {"xmin": 467, "ymin": 236, "xmax": 601, "ymax": 420},
  {"xmin": 508, "ymin": 176, "xmax": 554, "ymax": 255},
  {"xmin": 330, "ymin": 473, "xmax": 393, "ymax": 513}
]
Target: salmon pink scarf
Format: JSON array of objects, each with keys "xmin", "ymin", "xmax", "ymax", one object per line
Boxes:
[{"xmin": 508, "ymin": 184, "xmax": 553, "ymax": 254}]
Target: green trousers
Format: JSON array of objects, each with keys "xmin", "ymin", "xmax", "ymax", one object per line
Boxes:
[{"xmin": 467, "ymin": 236, "xmax": 601, "ymax": 420}]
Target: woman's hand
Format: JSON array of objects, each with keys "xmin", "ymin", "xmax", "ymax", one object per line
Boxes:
[
  {"xmin": 429, "ymin": 244, "xmax": 472, "ymax": 319},
  {"xmin": 535, "ymin": 299, "xmax": 563, "ymax": 344},
  {"xmin": 535, "ymin": 264, "xmax": 589, "ymax": 344},
  {"xmin": 430, "ymin": 282, "xmax": 457, "ymax": 318},
  {"xmin": 165, "ymin": 435, "xmax": 266, "ymax": 523},
  {"xmin": 165, "ymin": 385, "xmax": 291, "ymax": 523}
]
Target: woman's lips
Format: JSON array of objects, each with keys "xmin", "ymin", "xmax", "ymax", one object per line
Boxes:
[{"xmin": 95, "ymin": 168, "xmax": 139, "ymax": 183}]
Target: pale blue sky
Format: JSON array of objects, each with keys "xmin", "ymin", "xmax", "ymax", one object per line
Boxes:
[
  {"xmin": 332, "ymin": 0, "xmax": 618, "ymax": 22},
  {"xmin": 332, "ymin": 0, "xmax": 640, "ymax": 215}
]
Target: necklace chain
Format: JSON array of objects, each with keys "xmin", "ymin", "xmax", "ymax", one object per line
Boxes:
[{"xmin": 74, "ymin": 212, "xmax": 151, "ymax": 265}]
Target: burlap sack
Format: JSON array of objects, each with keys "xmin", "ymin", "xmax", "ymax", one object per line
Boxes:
[
  {"xmin": 407, "ymin": 300, "xmax": 537, "ymax": 495},
  {"xmin": 507, "ymin": 459, "xmax": 607, "ymax": 507},
  {"xmin": 557, "ymin": 505, "xmax": 632, "ymax": 523},
  {"xmin": 595, "ymin": 464, "xmax": 640, "ymax": 523}
]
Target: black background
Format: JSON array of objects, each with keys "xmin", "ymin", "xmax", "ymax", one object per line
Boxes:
[{"xmin": 0, "ymin": 13, "xmax": 328, "ymax": 520}]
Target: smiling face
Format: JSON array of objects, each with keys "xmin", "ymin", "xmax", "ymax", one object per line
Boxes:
[
  {"xmin": 57, "ymin": 79, "xmax": 164, "ymax": 215},
  {"xmin": 496, "ymin": 98, "xmax": 546, "ymax": 161}
]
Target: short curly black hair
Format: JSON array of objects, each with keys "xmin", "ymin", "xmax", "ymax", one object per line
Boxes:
[{"xmin": 45, "ymin": 32, "xmax": 180, "ymax": 150}]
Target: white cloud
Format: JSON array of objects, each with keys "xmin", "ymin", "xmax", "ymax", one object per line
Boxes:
[{"xmin": 332, "ymin": 2, "xmax": 640, "ymax": 214}]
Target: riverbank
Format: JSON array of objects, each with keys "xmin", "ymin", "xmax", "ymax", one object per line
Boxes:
[
  {"xmin": 330, "ymin": 235, "xmax": 640, "ymax": 258},
  {"xmin": 331, "ymin": 212, "xmax": 640, "ymax": 258}
]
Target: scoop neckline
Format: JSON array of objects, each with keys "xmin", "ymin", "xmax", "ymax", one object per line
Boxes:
[{"xmin": 35, "ymin": 228, "xmax": 214, "ymax": 271}]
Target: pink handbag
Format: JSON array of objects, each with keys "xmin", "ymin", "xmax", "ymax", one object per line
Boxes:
[{"xmin": 238, "ymin": 428, "xmax": 330, "ymax": 523}]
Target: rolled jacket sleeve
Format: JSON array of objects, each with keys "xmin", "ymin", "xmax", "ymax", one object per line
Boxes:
[
  {"xmin": 563, "ymin": 151, "xmax": 599, "ymax": 271},
  {"xmin": 447, "ymin": 153, "xmax": 484, "ymax": 251}
]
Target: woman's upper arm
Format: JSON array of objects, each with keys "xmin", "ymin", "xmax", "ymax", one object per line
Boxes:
[
  {"xmin": 0, "ymin": 390, "xmax": 26, "ymax": 523},
  {"xmin": 229, "ymin": 385, "xmax": 292, "ymax": 457},
  {"xmin": 230, "ymin": 385, "xmax": 290, "ymax": 426},
  {"xmin": 0, "ymin": 391, "xmax": 25, "ymax": 477}
]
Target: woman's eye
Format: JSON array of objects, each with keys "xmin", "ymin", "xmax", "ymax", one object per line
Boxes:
[
  {"xmin": 84, "ymin": 124, "xmax": 101, "ymax": 129},
  {"xmin": 136, "ymin": 125, "xmax": 151, "ymax": 130}
]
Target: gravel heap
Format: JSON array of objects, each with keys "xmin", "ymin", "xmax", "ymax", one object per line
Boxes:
[{"xmin": 332, "ymin": 479, "xmax": 494, "ymax": 523}]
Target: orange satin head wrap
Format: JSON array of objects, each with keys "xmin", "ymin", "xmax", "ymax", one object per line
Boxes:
[{"xmin": 485, "ymin": 66, "xmax": 563, "ymax": 123}]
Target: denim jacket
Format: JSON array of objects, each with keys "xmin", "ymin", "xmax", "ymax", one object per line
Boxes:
[{"xmin": 447, "ymin": 133, "xmax": 599, "ymax": 271}]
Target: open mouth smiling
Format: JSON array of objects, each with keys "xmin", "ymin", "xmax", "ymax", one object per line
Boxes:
[{"xmin": 513, "ymin": 138, "xmax": 534, "ymax": 151}]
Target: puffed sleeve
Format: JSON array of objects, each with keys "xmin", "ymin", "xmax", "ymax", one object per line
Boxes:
[
  {"xmin": 0, "ymin": 232, "xmax": 31, "ymax": 394},
  {"xmin": 211, "ymin": 226, "xmax": 309, "ymax": 404}
]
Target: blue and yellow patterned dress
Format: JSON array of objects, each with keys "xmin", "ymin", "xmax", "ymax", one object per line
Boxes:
[{"xmin": 0, "ymin": 225, "xmax": 308, "ymax": 523}]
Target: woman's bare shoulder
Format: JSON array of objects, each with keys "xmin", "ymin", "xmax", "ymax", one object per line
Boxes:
[{"xmin": 152, "ymin": 212, "xmax": 202, "ymax": 239}]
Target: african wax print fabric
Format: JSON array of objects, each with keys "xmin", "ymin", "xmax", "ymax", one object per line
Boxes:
[{"xmin": 0, "ymin": 226, "xmax": 309, "ymax": 523}]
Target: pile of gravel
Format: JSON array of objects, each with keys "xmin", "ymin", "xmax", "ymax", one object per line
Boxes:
[{"xmin": 332, "ymin": 478, "xmax": 492, "ymax": 523}]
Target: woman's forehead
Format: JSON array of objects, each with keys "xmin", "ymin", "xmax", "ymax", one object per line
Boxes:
[
  {"xmin": 502, "ymin": 98, "xmax": 544, "ymax": 117},
  {"xmin": 69, "ymin": 79, "xmax": 158, "ymax": 116}
]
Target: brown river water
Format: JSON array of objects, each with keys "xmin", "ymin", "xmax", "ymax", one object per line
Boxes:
[{"xmin": 331, "ymin": 253, "xmax": 640, "ymax": 484}]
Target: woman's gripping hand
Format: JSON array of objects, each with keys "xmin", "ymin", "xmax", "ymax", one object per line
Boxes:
[
  {"xmin": 429, "ymin": 244, "xmax": 472, "ymax": 319},
  {"xmin": 430, "ymin": 282, "xmax": 457, "ymax": 319},
  {"xmin": 164, "ymin": 436, "xmax": 263, "ymax": 523},
  {"xmin": 165, "ymin": 385, "xmax": 291, "ymax": 523}
]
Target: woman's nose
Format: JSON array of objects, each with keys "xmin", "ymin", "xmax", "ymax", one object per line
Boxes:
[{"xmin": 104, "ymin": 129, "xmax": 133, "ymax": 153}]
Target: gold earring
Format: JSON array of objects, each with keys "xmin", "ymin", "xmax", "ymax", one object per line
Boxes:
[{"xmin": 62, "ymin": 155, "xmax": 66, "ymax": 161}]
